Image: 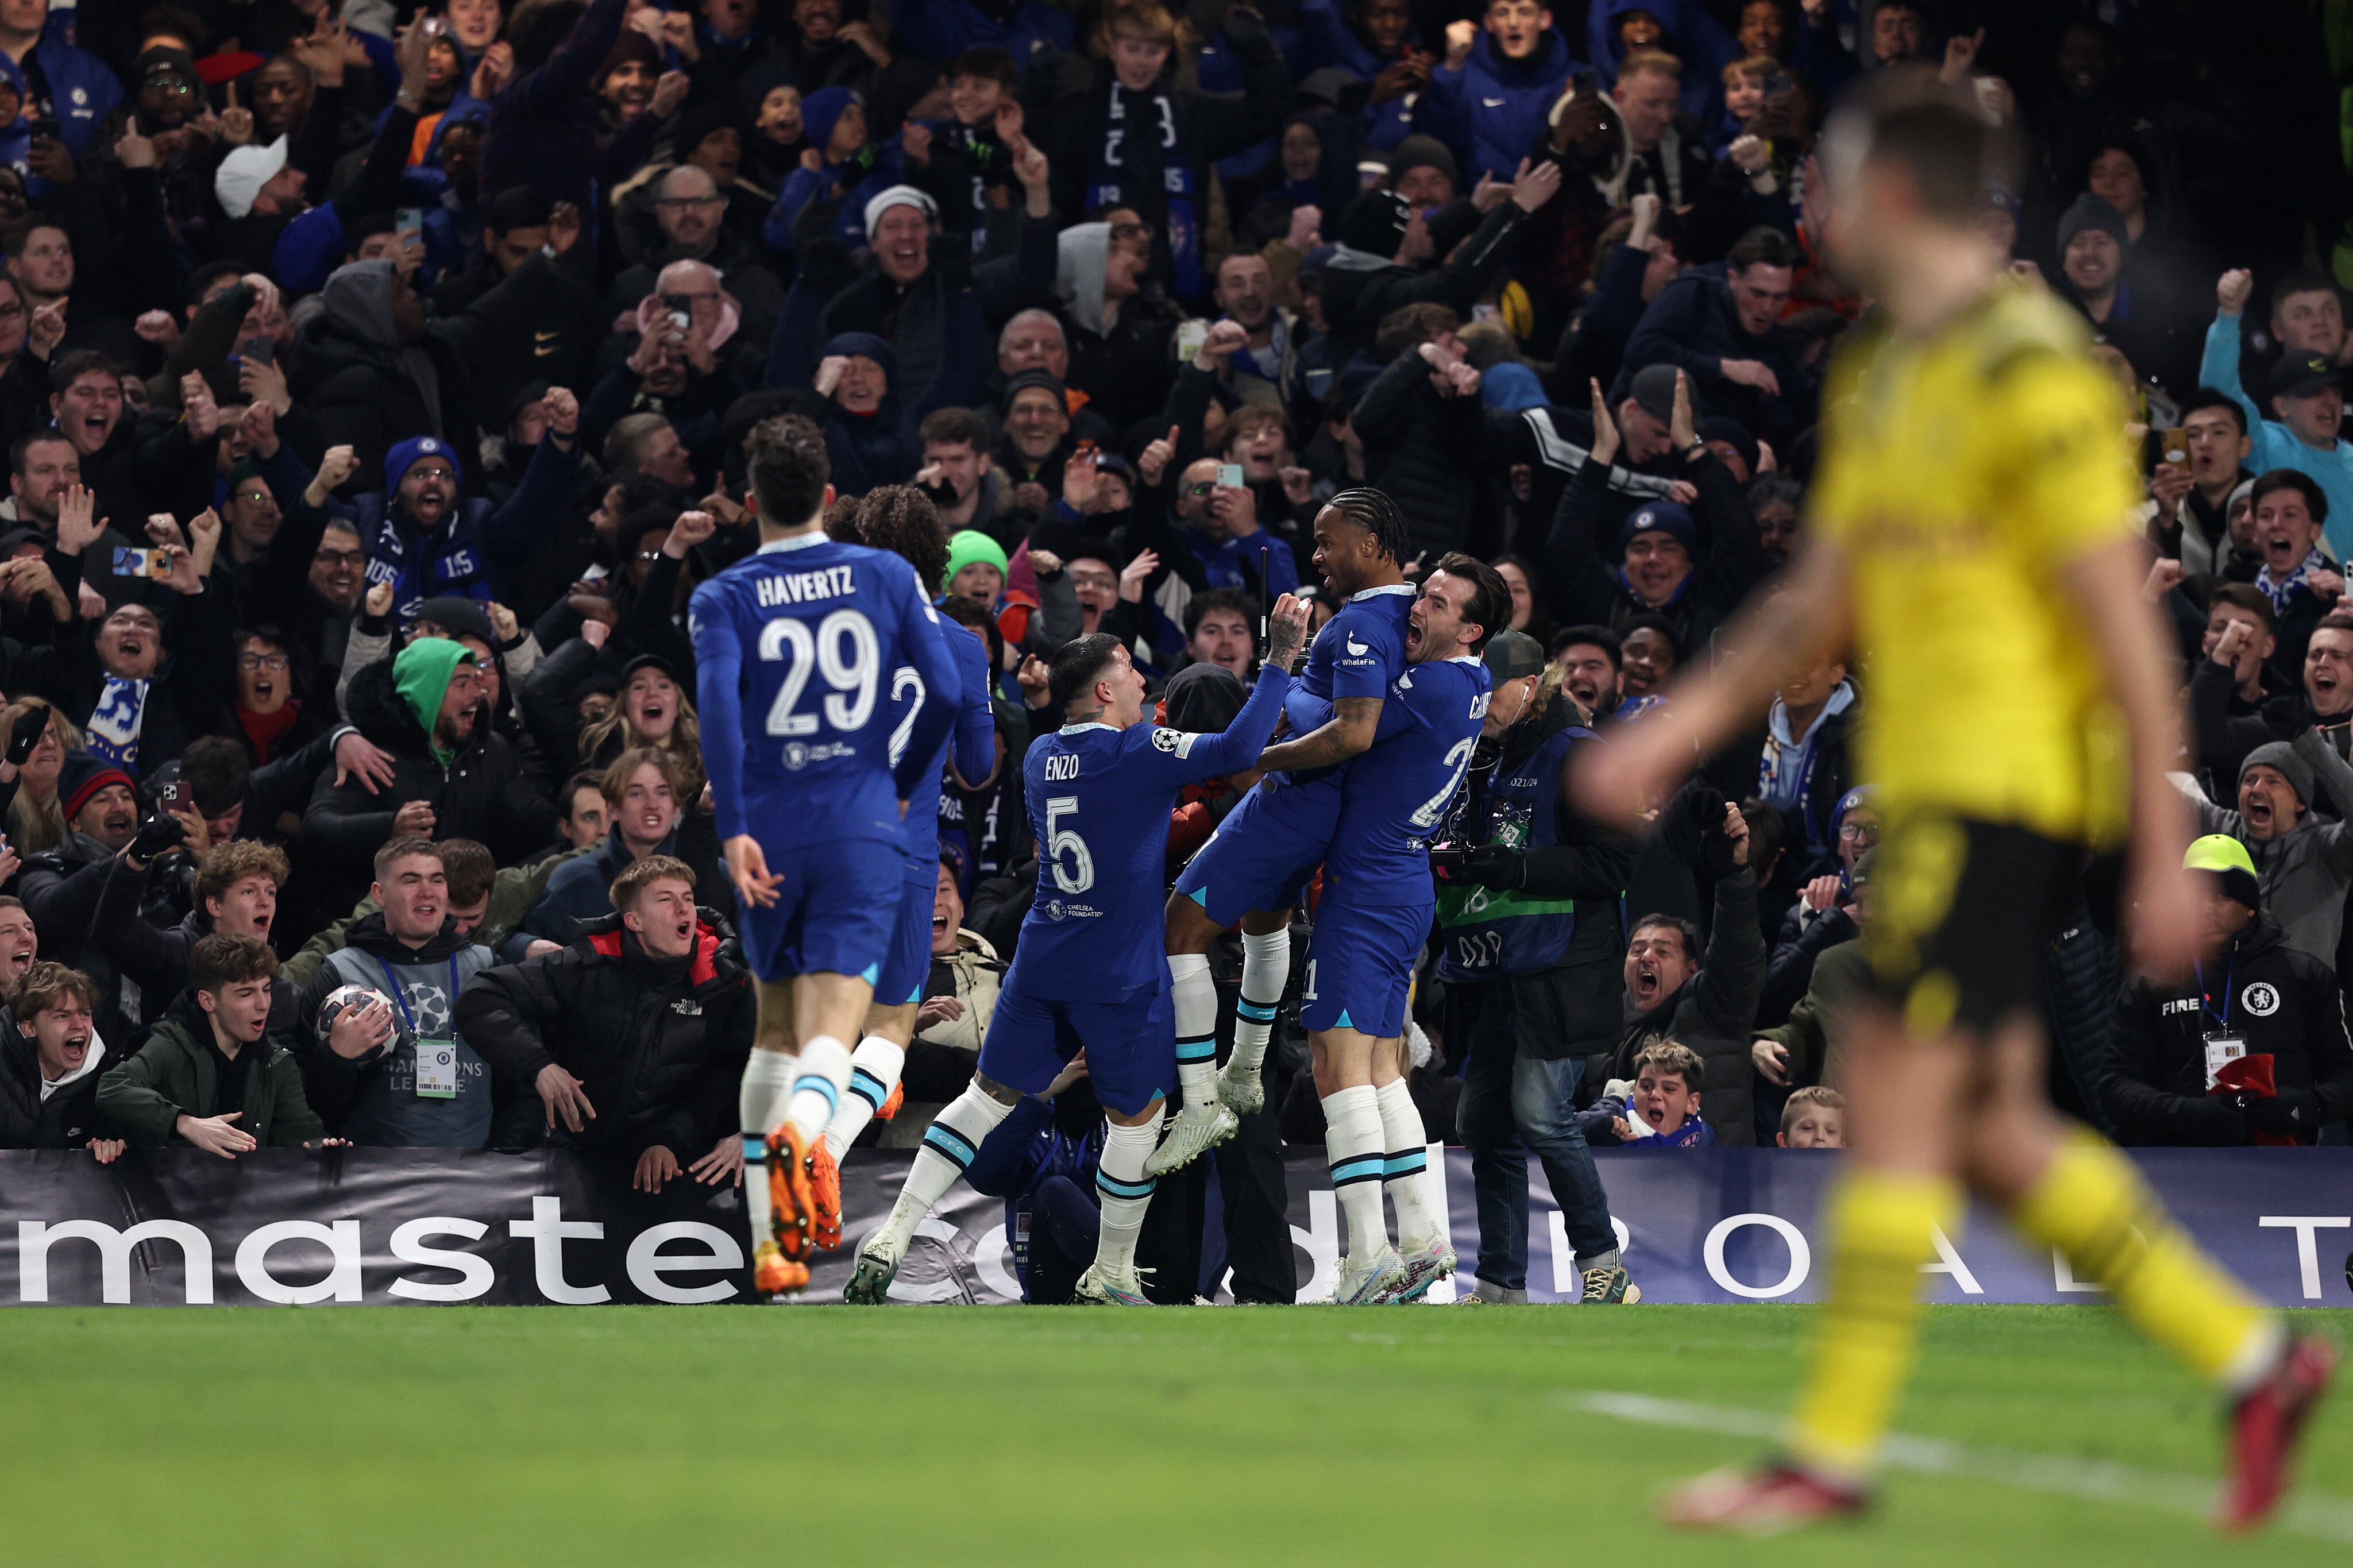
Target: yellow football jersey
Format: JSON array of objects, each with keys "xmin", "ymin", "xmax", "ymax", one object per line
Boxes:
[{"xmin": 1809, "ymin": 284, "xmax": 2140, "ymax": 844}]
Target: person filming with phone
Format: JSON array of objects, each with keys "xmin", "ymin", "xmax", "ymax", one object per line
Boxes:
[{"xmin": 1128, "ymin": 454, "xmax": 1299, "ymax": 604}]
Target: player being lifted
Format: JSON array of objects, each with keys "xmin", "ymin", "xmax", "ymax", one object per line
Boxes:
[
  {"xmin": 805, "ymin": 487, "xmax": 997, "ymax": 1242},
  {"xmin": 689, "ymin": 418, "xmax": 963, "ymax": 1298},
  {"xmin": 1160, "ymin": 491, "xmax": 1419, "ymax": 1178},
  {"xmin": 846, "ymin": 596, "xmax": 1312, "ymax": 1306},
  {"xmin": 1259, "ymin": 554, "xmax": 1499, "ymax": 1302},
  {"xmin": 1573, "ymin": 78, "xmax": 2332, "ymax": 1531}
]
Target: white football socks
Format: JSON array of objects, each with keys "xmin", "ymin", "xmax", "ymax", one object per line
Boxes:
[
  {"xmin": 1321, "ymin": 1084, "xmax": 1390, "ymax": 1266},
  {"xmin": 1170, "ymin": 952, "xmax": 1218, "ymax": 1111},
  {"xmin": 739, "ymin": 1049, "xmax": 796, "ymax": 1240},
  {"xmin": 824, "ymin": 1036, "xmax": 906, "ymax": 1159},
  {"xmin": 1230, "ymin": 928, "xmax": 1289, "ymax": 1077},
  {"xmin": 1093, "ymin": 1113, "xmax": 1164, "ymax": 1278},
  {"xmin": 878, "ymin": 1084, "xmax": 1016, "ymax": 1248},
  {"xmin": 1375, "ymin": 1076, "xmax": 1441, "ymax": 1253},
  {"xmin": 781, "ymin": 1034, "xmax": 851, "ymax": 1146}
]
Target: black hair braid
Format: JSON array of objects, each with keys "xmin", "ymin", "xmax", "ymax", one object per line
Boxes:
[{"xmin": 1325, "ymin": 486, "xmax": 1413, "ymax": 567}]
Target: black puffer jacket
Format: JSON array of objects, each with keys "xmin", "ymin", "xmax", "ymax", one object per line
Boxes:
[
  {"xmin": 457, "ymin": 907, "xmax": 753, "ymax": 1159},
  {"xmin": 0, "ymin": 1009, "xmax": 115, "ymax": 1149},
  {"xmin": 1352, "ymin": 346, "xmax": 1492, "ymax": 561},
  {"xmin": 279, "ymin": 260, "xmax": 485, "ymax": 485},
  {"xmin": 300, "ymin": 656, "xmax": 557, "ymax": 913}
]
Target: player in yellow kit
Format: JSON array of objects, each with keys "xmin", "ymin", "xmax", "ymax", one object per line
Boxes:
[{"xmin": 1573, "ymin": 76, "xmax": 2332, "ymax": 1533}]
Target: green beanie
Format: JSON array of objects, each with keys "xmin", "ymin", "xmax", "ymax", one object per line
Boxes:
[
  {"xmin": 394, "ymin": 636, "xmax": 474, "ymax": 762},
  {"xmin": 2185, "ymin": 833, "xmax": 2260, "ymax": 910},
  {"xmin": 944, "ymin": 530, "xmax": 1009, "ymax": 589}
]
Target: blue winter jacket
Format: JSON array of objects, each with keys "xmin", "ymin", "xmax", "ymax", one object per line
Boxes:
[{"xmin": 1421, "ymin": 28, "xmax": 1571, "ymax": 184}]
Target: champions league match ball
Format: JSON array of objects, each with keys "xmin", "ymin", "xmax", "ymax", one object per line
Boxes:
[{"xmin": 315, "ymin": 983, "xmax": 395, "ymax": 1038}]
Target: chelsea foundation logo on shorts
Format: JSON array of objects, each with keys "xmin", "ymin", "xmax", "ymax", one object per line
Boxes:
[
  {"xmin": 1042, "ymin": 898, "xmax": 1067, "ymax": 920},
  {"xmin": 2242, "ymin": 982, "xmax": 2282, "ymax": 1018}
]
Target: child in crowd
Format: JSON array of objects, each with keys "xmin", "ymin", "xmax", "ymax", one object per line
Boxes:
[
  {"xmin": 1777, "ymin": 1085, "xmax": 1844, "ymax": 1148},
  {"xmin": 1580, "ymin": 1041, "xmax": 1716, "ymax": 1147}
]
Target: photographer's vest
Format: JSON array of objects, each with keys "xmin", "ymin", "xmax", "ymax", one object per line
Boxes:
[{"xmin": 1435, "ymin": 724, "xmax": 1611, "ymax": 983}]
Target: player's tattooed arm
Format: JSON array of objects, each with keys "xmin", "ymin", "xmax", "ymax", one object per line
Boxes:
[
  {"xmin": 1255, "ymin": 696, "xmax": 1382, "ymax": 772},
  {"xmin": 1263, "ymin": 594, "xmax": 1309, "ymax": 672}
]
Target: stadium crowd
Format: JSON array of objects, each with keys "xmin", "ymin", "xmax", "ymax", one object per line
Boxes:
[{"xmin": 0, "ymin": 0, "xmax": 2343, "ymax": 1304}]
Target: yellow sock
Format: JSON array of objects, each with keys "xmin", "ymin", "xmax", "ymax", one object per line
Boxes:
[
  {"xmin": 1786, "ymin": 1169, "xmax": 1961, "ymax": 1479},
  {"xmin": 2009, "ymin": 1129, "xmax": 2272, "ymax": 1388}
]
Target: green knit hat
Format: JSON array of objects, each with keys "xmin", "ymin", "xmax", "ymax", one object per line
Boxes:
[
  {"xmin": 2185, "ymin": 833, "xmax": 2260, "ymax": 910},
  {"xmin": 394, "ymin": 636, "xmax": 475, "ymax": 763},
  {"xmin": 944, "ymin": 530, "xmax": 1008, "ymax": 588}
]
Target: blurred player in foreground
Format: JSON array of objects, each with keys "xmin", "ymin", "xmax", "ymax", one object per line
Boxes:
[{"xmin": 1572, "ymin": 77, "xmax": 2332, "ymax": 1533}]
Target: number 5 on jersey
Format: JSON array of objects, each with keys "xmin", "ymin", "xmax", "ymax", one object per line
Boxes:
[{"xmin": 1045, "ymin": 796, "xmax": 1094, "ymax": 893}]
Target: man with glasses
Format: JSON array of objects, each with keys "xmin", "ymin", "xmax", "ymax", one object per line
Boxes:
[
  {"xmin": 608, "ymin": 165, "xmax": 783, "ymax": 365},
  {"xmin": 343, "ymin": 392, "xmax": 581, "ymax": 629}
]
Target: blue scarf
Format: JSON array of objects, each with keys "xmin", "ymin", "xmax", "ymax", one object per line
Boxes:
[
  {"xmin": 1085, "ymin": 82, "xmax": 1202, "ymax": 296},
  {"xmin": 86, "ymin": 675, "xmax": 149, "ymax": 775},
  {"xmin": 2258, "ymin": 544, "xmax": 2327, "ymax": 618}
]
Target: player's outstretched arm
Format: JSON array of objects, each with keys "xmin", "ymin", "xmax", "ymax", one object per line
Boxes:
[
  {"xmin": 1180, "ymin": 594, "xmax": 1310, "ymax": 778},
  {"xmin": 1569, "ymin": 536, "xmax": 1853, "ymax": 829},
  {"xmin": 2063, "ymin": 532, "xmax": 2200, "ymax": 976}
]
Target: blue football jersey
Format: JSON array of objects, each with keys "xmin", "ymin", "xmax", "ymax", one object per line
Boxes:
[
  {"xmin": 1009, "ymin": 669, "xmax": 1293, "ymax": 1000},
  {"xmin": 889, "ymin": 616, "xmax": 998, "ymax": 864},
  {"xmin": 1283, "ymin": 582, "xmax": 1414, "ymax": 732},
  {"xmin": 689, "ymin": 532, "xmax": 960, "ymax": 850},
  {"xmin": 1325, "ymin": 655, "xmax": 1492, "ymax": 904}
]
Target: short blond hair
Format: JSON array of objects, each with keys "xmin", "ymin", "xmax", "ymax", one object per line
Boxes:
[
  {"xmin": 1781, "ymin": 1085, "xmax": 1846, "ymax": 1132},
  {"xmin": 1619, "ymin": 47, "xmax": 1682, "ymax": 83}
]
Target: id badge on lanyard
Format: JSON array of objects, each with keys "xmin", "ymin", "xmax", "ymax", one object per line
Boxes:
[
  {"xmin": 381, "ymin": 957, "xmax": 463, "ymax": 1099},
  {"xmin": 2204, "ymin": 1034, "xmax": 2246, "ymax": 1091}
]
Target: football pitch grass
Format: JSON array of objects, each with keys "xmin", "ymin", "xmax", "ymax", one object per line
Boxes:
[{"xmin": 11, "ymin": 1304, "xmax": 2353, "ymax": 1565}]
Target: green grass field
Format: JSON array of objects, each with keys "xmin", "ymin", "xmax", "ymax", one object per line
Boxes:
[{"xmin": 9, "ymin": 1304, "xmax": 2352, "ymax": 1565}]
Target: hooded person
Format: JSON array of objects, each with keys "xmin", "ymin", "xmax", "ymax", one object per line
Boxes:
[
  {"xmin": 763, "ymin": 86, "xmax": 900, "ymax": 256},
  {"xmin": 736, "ymin": 56, "xmax": 811, "ymax": 190},
  {"xmin": 283, "ymin": 258, "xmax": 485, "ymax": 486},
  {"xmin": 797, "ymin": 330, "xmax": 921, "ymax": 495},
  {"xmin": 1050, "ymin": 218, "xmax": 1183, "ymax": 434},
  {"xmin": 2107, "ymin": 834, "xmax": 2353, "ymax": 1146},
  {"xmin": 302, "ymin": 638, "xmax": 560, "ymax": 915}
]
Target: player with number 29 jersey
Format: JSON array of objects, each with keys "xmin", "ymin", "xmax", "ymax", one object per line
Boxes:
[{"xmin": 689, "ymin": 531, "xmax": 961, "ymax": 981}]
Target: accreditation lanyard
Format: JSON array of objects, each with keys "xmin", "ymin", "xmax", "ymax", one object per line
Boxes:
[
  {"xmin": 379, "ymin": 957, "xmax": 462, "ymax": 1099},
  {"xmin": 2193, "ymin": 956, "xmax": 2245, "ymax": 1091}
]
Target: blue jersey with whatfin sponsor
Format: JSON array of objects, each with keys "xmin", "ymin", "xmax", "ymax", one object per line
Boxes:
[
  {"xmin": 1326, "ymin": 655, "xmax": 1492, "ymax": 905},
  {"xmin": 891, "ymin": 617, "xmax": 997, "ymax": 865},
  {"xmin": 1010, "ymin": 667, "xmax": 1293, "ymax": 1000},
  {"xmin": 689, "ymin": 532, "xmax": 961, "ymax": 851},
  {"xmin": 1279, "ymin": 582, "xmax": 1415, "ymax": 785}
]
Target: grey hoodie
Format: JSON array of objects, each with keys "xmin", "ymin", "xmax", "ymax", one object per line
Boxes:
[{"xmin": 319, "ymin": 258, "xmax": 444, "ymax": 437}]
